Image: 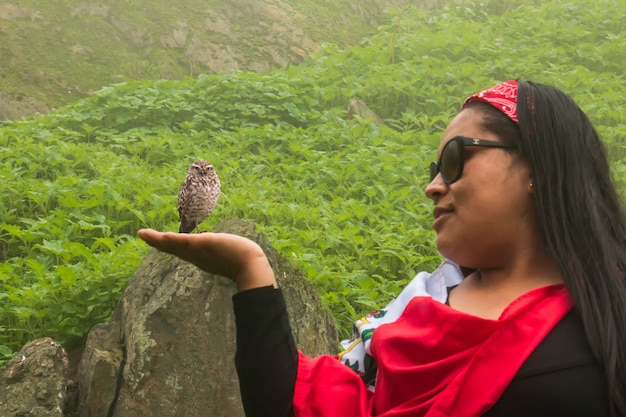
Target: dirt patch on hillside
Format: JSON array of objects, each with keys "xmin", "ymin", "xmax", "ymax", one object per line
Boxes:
[{"xmin": 0, "ymin": 92, "xmax": 49, "ymax": 121}]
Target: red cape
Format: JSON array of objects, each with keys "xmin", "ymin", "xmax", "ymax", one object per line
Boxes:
[{"xmin": 294, "ymin": 284, "xmax": 572, "ymax": 417}]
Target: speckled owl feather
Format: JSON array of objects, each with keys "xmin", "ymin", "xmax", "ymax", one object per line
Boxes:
[{"xmin": 177, "ymin": 160, "xmax": 221, "ymax": 233}]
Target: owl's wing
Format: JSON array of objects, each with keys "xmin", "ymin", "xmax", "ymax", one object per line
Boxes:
[{"xmin": 177, "ymin": 179, "xmax": 190, "ymax": 215}]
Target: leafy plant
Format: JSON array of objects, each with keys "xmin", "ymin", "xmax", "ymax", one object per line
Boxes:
[{"xmin": 1, "ymin": 0, "xmax": 624, "ymax": 362}]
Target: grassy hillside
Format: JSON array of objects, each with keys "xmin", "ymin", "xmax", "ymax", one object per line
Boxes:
[
  {"xmin": 0, "ymin": 0, "xmax": 409, "ymax": 118},
  {"xmin": 1, "ymin": 0, "xmax": 625, "ymax": 362}
]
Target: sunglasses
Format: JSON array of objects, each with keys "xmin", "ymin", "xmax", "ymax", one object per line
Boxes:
[{"xmin": 429, "ymin": 135, "xmax": 515, "ymax": 184}]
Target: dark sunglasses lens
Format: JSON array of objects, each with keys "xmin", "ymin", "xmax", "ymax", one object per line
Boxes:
[{"xmin": 441, "ymin": 140, "xmax": 461, "ymax": 183}]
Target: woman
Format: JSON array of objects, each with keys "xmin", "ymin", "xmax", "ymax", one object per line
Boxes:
[{"xmin": 137, "ymin": 80, "xmax": 626, "ymax": 416}]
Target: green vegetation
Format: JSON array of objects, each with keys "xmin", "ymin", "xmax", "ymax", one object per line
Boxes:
[
  {"xmin": 1, "ymin": 0, "xmax": 625, "ymax": 363},
  {"xmin": 0, "ymin": 0, "xmax": 393, "ymax": 110}
]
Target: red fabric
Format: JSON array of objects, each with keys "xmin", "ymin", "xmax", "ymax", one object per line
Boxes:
[
  {"xmin": 293, "ymin": 284, "xmax": 572, "ymax": 417},
  {"xmin": 463, "ymin": 80, "xmax": 519, "ymax": 124}
]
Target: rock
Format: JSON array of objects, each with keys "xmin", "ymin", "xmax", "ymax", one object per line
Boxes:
[
  {"xmin": 75, "ymin": 321, "xmax": 123, "ymax": 417},
  {"xmin": 0, "ymin": 219, "xmax": 339, "ymax": 415},
  {"xmin": 347, "ymin": 97, "xmax": 386, "ymax": 126},
  {"xmin": 76, "ymin": 217, "xmax": 338, "ymax": 417},
  {"xmin": 0, "ymin": 337, "xmax": 69, "ymax": 417}
]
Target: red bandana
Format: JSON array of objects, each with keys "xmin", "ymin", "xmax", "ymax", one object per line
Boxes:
[{"xmin": 463, "ymin": 80, "xmax": 519, "ymax": 124}]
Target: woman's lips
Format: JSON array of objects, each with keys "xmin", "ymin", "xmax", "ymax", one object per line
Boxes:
[{"xmin": 432, "ymin": 207, "xmax": 453, "ymax": 230}]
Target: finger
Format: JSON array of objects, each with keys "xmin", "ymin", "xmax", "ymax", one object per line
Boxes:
[
  {"xmin": 137, "ymin": 229, "xmax": 191, "ymax": 253},
  {"xmin": 137, "ymin": 229, "xmax": 168, "ymax": 249}
]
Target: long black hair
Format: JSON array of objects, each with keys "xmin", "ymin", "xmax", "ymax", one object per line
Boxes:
[{"xmin": 469, "ymin": 80, "xmax": 626, "ymax": 416}]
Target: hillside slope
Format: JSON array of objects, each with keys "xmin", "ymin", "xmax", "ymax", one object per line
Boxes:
[{"xmin": 0, "ymin": 0, "xmax": 414, "ymax": 120}]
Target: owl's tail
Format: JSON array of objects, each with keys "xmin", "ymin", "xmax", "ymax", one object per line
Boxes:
[{"xmin": 178, "ymin": 218, "xmax": 197, "ymax": 233}]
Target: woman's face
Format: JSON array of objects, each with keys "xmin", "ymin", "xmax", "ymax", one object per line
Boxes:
[{"xmin": 424, "ymin": 107, "xmax": 536, "ymax": 268}]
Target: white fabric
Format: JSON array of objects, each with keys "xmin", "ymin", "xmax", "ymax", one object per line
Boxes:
[{"xmin": 337, "ymin": 260, "xmax": 465, "ymax": 391}]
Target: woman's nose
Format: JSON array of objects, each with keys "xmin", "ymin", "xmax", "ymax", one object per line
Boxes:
[{"xmin": 425, "ymin": 174, "xmax": 447, "ymax": 201}]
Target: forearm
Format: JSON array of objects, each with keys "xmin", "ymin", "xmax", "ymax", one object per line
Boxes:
[{"xmin": 233, "ymin": 286, "xmax": 297, "ymax": 417}]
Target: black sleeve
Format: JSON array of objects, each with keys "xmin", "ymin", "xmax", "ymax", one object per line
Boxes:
[{"xmin": 233, "ymin": 286, "xmax": 298, "ymax": 417}]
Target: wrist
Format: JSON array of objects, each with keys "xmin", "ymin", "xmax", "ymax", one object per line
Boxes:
[{"xmin": 235, "ymin": 251, "xmax": 277, "ymax": 292}]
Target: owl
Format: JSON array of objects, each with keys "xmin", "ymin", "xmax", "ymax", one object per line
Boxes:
[{"xmin": 177, "ymin": 160, "xmax": 221, "ymax": 233}]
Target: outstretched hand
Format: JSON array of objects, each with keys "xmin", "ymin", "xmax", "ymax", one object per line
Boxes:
[{"xmin": 137, "ymin": 229, "xmax": 277, "ymax": 291}]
